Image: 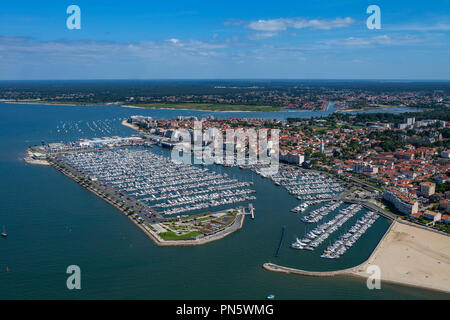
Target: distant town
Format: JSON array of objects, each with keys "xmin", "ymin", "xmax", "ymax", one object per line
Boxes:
[{"xmin": 1, "ymin": 80, "xmax": 449, "ymax": 112}]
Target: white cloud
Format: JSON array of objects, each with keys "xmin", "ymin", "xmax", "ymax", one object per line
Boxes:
[
  {"xmin": 167, "ymin": 38, "xmax": 181, "ymax": 44},
  {"xmin": 390, "ymin": 23, "xmax": 450, "ymax": 31},
  {"xmin": 247, "ymin": 17, "xmax": 355, "ymax": 32},
  {"xmin": 315, "ymin": 34, "xmax": 435, "ymax": 48},
  {"xmin": 248, "ymin": 32, "xmax": 279, "ymax": 40},
  {"xmin": 0, "ymin": 37, "xmax": 227, "ymax": 60}
]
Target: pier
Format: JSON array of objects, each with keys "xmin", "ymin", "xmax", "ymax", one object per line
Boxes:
[
  {"xmin": 249, "ymin": 204, "xmax": 255, "ymax": 219},
  {"xmin": 239, "ymin": 204, "xmax": 255, "ymax": 219}
]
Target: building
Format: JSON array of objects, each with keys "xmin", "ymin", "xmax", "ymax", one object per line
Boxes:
[
  {"xmin": 280, "ymin": 153, "xmax": 304, "ymax": 165},
  {"xmin": 32, "ymin": 152, "xmax": 46, "ymax": 160},
  {"xmin": 423, "ymin": 210, "xmax": 442, "ymax": 222},
  {"xmin": 354, "ymin": 162, "xmax": 379, "ymax": 175},
  {"xmin": 398, "ymin": 118, "xmax": 415, "ymax": 130},
  {"xmin": 440, "ymin": 199, "xmax": 450, "ymax": 213},
  {"xmin": 395, "ymin": 151, "xmax": 415, "ymax": 161},
  {"xmin": 441, "ymin": 150, "xmax": 450, "ymax": 158},
  {"xmin": 410, "ymin": 212, "xmax": 423, "ymax": 219},
  {"xmin": 383, "ymin": 188, "xmax": 419, "ymax": 215},
  {"xmin": 442, "ymin": 215, "xmax": 450, "ymax": 225},
  {"xmin": 420, "ymin": 182, "xmax": 436, "ymax": 197}
]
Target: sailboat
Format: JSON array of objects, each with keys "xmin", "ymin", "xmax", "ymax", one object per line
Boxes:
[{"xmin": 1, "ymin": 226, "xmax": 7, "ymax": 238}]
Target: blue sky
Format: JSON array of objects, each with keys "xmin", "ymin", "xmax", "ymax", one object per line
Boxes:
[{"xmin": 0, "ymin": 0, "xmax": 449, "ymax": 80}]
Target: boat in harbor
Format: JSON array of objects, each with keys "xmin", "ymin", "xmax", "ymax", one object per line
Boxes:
[
  {"xmin": 1, "ymin": 226, "xmax": 7, "ymax": 238},
  {"xmin": 320, "ymin": 211, "xmax": 379, "ymax": 259},
  {"xmin": 290, "ymin": 204, "xmax": 364, "ymax": 251}
]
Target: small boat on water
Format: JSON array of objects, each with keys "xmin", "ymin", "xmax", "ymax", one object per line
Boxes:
[
  {"xmin": 1, "ymin": 226, "xmax": 7, "ymax": 238},
  {"xmin": 266, "ymin": 294, "xmax": 275, "ymax": 300}
]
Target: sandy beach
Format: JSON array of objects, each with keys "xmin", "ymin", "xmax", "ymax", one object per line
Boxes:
[
  {"xmin": 121, "ymin": 119, "xmax": 141, "ymax": 131},
  {"xmin": 353, "ymin": 221, "xmax": 450, "ymax": 293}
]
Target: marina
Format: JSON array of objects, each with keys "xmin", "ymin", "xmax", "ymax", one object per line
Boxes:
[
  {"xmin": 321, "ymin": 211, "xmax": 379, "ymax": 259},
  {"xmin": 269, "ymin": 165, "xmax": 346, "ymax": 201},
  {"xmin": 300, "ymin": 201, "xmax": 343, "ymax": 223},
  {"xmin": 290, "ymin": 204, "xmax": 364, "ymax": 251},
  {"xmin": 61, "ymin": 147, "xmax": 256, "ymax": 216}
]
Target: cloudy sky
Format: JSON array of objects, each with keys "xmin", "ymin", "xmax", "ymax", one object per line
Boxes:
[{"xmin": 0, "ymin": 0, "xmax": 449, "ymax": 80}]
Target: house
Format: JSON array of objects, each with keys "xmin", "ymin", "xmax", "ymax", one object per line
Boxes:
[
  {"xmin": 440, "ymin": 199, "xmax": 450, "ymax": 213},
  {"xmin": 410, "ymin": 212, "xmax": 423, "ymax": 219},
  {"xmin": 435, "ymin": 175, "xmax": 447, "ymax": 184},
  {"xmin": 420, "ymin": 182, "xmax": 436, "ymax": 197},
  {"xmin": 423, "ymin": 210, "xmax": 442, "ymax": 222},
  {"xmin": 354, "ymin": 162, "xmax": 379, "ymax": 175},
  {"xmin": 442, "ymin": 215, "xmax": 450, "ymax": 225}
]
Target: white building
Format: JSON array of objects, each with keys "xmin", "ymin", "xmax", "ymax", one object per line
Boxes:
[
  {"xmin": 280, "ymin": 153, "xmax": 304, "ymax": 165},
  {"xmin": 383, "ymin": 188, "xmax": 419, "ymax": 215}
]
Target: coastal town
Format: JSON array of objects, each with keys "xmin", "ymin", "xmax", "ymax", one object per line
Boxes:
[{"xmin": 126, "ymin": 109, "xmax": 450, "ymax": 234}]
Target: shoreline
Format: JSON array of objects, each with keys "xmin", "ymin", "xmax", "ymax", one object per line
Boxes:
[
  {"xmin": 264, "ymin": 221, "xmax": 450, "ymax": 294},
  {"xmin": 121, "ymin": 119, "xmax": 141, "ymax": 131},
  {"xmin": 335, "ymin": 106, "xmax": 421, "ymax": 113},
  {"xmin": 5, "ymin": 101, "xmax": 118, "ymax": 107},
  {"xmin": 120, "ymin": 104, "xmax": 281, "ymax": 113},
  {"xmin": 120, "ymin": 104, "xmax": 327, "ymax": 113},
  {"xmin": 6, "ymin": 101, "xmax": 91, "ymax": 107}
]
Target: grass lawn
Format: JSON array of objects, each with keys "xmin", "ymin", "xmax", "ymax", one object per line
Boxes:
[{"xmin": 158, "ymin": 231, "xmax": 202, "ymax": 241}]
